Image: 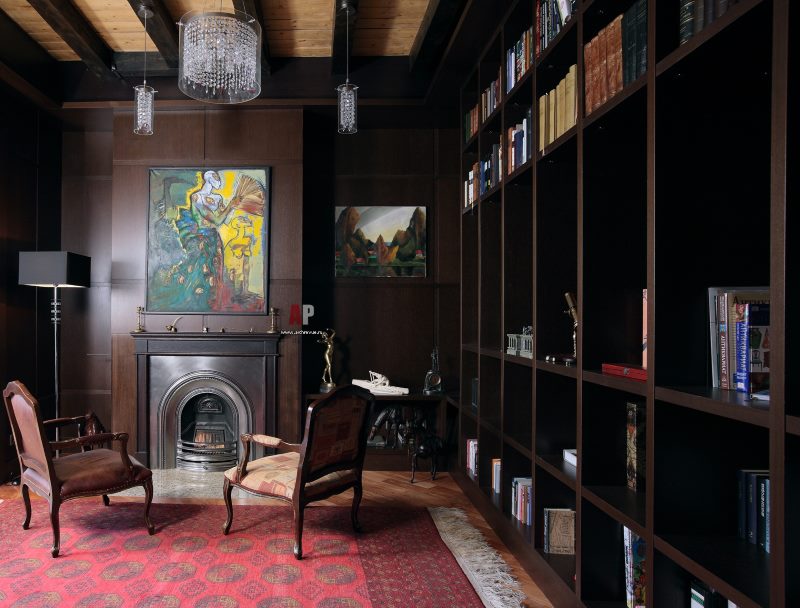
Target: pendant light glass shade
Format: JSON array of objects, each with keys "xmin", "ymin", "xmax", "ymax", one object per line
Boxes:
[
  {"xmin": 134, "ymin": 5, "xmax": 155, "ymax": 135},
  {"xmin": 178, "ymin": 10, "xmax": 261, "ymax": 104},
  {"xmin": 336, "ymin": 2, "xmax": 357, "ymax": 134},
  {"xmin": 337, "ymin": 82, "xmax": 358, "ymax": 134},
  {"xmin": 134, "ymin": 84, "xmax": 155, "ymax": 135}
]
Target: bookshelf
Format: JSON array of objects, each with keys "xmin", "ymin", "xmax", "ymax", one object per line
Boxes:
[{"xmin": 455, "ymin": 0, "xmax": 793, "ymax": 606}]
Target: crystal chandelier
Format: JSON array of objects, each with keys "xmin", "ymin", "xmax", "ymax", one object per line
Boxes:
[
  {"xmin": 178, "ymin": 7, "xmax": 261, "ymax": 104},
  {"xmin": 134, "ymin": 5, "xmax": 155, "ymax": 135},
  {"xmin": 336, "ymin": 1, "xmax": 358, "ymax": 134}
]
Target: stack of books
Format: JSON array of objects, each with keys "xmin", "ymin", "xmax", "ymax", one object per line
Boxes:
[
  {"xmin": 707, "ymin": 287, "xmax": 770, "ymax": 399},
  {"xmin": 507, "ymin": 108, "xmax": 532, "ymax": 174},
  {"xmin": 506, "ymin": 26, "xmax": 534, "ymax": 92},
  {"xmin": 626, "ymin": 401, "xmax": 645, "ymax": 492},
  {"xmin": 464, "ymin": 103, "xmax": 479, "ymax": 143},
  {"xmin": 624, "ymin": 526, "xmax": 646, "ymax": 608},
  {"xmin": 537, "ymin": 64, "xmax": 577, "ymax": 152},
  {"xmin": 491, "ymin": 458, "xmax": 502, "ymax": 494},
  {"xmin": 511, "ymin": 477, "xmax": 533, "ymax": 524},
  {"xmin": 680, "ymin": 0, "xmax": 735, "ymax": 45},
  {"xmin": 481, "ymin": 68, "xmax": 502, "ymax": 122},
  {"xmin": 690, "ymin": 580, "xmax": 740, "ymax": 607},
  {"xmin": 737, "ymin": 468, "xmax": 770, "ymax": 554},
  {"xmin": 584, "ymin": 0, "xmax": 647, "ymax": 115},
  {"xmin": 536, "ymin": 0, "xmax": 576, "ymax": 57}
]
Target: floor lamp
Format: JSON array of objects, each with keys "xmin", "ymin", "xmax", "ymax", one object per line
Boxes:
[{"xmin": 18, "ymin": 251, "xmax": 91, "ymax": 442}]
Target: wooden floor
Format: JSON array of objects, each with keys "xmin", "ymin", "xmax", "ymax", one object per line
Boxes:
[{"xmin": 0, "ymin": 471, "xmax": 553, "ymax": 608}]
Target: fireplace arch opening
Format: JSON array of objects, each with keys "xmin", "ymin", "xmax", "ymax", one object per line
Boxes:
[{"xmin": 155, "ymin": 371, "xmax": 253, "ymax": 471}]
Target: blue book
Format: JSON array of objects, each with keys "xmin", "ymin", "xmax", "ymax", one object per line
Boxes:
[{"xmin": 733, "ymin": 303, "xmax": 750, "ymax": 393}]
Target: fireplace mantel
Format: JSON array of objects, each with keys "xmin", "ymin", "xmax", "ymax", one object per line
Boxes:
[{"xmin": 131, "ymin": 332, "xmax": 280, "ymax": 467}]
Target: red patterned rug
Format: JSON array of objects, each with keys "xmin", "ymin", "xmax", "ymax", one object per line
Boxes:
[{"xmin": 0, "ymin": 500, "xmax": 521, "ymax": 607}]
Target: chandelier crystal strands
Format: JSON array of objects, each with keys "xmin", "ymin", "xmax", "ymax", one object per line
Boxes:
[
  {"xmin": 178, "ymin": 1, "xmax": 262, "ymax": 104},
  {"xmin": 134, "ymin": 5, "xmax": 155, "ymax": 135},
  {"xmin": 336, "ymin": 1, "xmax": 358, "ymax": 134}
]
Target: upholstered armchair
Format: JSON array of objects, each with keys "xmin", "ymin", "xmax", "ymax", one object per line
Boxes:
[
  {"xmin": 223, "ymin": 385, "xmax": 374, "ymax": 559},
  {"xmin": 2, "ymin": 381, "xmax": 155, "ymax": 557}
]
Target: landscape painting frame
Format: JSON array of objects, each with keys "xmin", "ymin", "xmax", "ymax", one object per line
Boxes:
[{"xmin": 334, "ymin": 206, "xmax": 427, "ymax": 278}]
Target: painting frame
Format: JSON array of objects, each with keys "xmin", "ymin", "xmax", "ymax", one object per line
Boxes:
[
  {"xmin": 334, "ymin": 205, "xmax": 427, "ymax": 278},
  {"xmin": 145, "ymin": 167, "xmax": 271, "ymax": 314}
]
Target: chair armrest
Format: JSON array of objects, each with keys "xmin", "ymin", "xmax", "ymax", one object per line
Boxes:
[
  {"xmin": 51, "ymin": 433, "xmax": 136, "ymax": 477},
  {"xmin": 230, "ymin": 433, "xmax": 300, "ymax": 484},
  {"xmin": 246, "ymin": 434, "xmax": 301, "ymax": 453},
  {"xmin": 43, "ymin": 415, "xmax": 87, "ymax": 429}
]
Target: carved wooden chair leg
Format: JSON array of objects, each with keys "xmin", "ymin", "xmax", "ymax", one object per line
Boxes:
[
  {"xmin": 21, "ymin": 484, "xmax": 31, "ymax": 530},
  {"xmin": 102, "ymin": 494, "xmax": 110, "ymax": 506},
  {"xmin": 222, "ymin": 477, "xmax": 234, "ymax": 535},
  {"xmin": 293, "ymin": 504, "xmax": 304, "ymax": 560},
  {"xmin": 351, "ymin": 481, "xmax": 363, "ymax": 533},
  {"xmin": 143, "ymin": 478, "xmax": 155, "ymax": 535},
  {"xmin": 49, "ymin": 500, "xmax": 61, "ymax": 558}
]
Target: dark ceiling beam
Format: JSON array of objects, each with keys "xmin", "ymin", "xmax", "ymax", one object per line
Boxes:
[
  {"xmin": 409, "ymin": 0, "xmax": 466, "ymax": 74},
  {"xmin": 126, "ymin": 0, "xmax": 179, "ymax": 69},
  {"xmin": 331, "ymin": 0, "xmax": 358, "ymax": 75},
  {"xmin": 25, "ymin": 0, "xmax": 116, "ymax": 80},
  {"xmin": 113, "ymin": 52, "xmax": 175, "ymax": 78},
  {"xmin": 232, "ymin": 0, "xmax": 271, "ymax": 75},
  {"xmin": 0, "ymin": 6, "xmax": 62, "ymax": 104}
]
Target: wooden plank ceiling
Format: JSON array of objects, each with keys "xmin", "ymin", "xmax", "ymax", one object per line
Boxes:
[{"xmin": 0, "ymin": 0, "xmax": 431, "ymax": 60}]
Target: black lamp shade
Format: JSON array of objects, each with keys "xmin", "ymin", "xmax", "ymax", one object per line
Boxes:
[{"xmin": 19, "ymin": 251, "xmax": 91, "ymax": 288}]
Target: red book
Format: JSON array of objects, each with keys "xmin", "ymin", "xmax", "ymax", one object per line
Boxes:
[{"xmin": 601, "ymin": 363, "xmax": 647, "ymax": 382}]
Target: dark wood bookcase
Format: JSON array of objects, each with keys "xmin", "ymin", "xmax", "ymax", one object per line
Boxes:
[{"xmin": 455, "ymin": 0, "xmax": 794, "ymax": 606}]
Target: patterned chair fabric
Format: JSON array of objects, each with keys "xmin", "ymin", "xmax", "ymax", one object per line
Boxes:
[{"xmin": 222, "ymin": 385, "xmax": 374, "ymax": 560}]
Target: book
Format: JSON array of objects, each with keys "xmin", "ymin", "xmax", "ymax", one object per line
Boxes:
[
  {"xmin": 765, "ymin": 478, "xmax": 770, "ymax": 553},
  {"xmin": 544, "ymin": 508, "xmax": 575, "ymax": 554},
  {"xmin": 565, "ymin": 64, "xmax": 577, "ymax": 130},
  {"xmin": 732, "ymin": 303, "xmax": 750, "ymax": 393},
  {"xmin": 690, "ymin": 581, "xmax": 710, "ymax": 607},
  {"xmin": 563, "ymin": 448, "xmax": 577, "ymax": 467},
  {"xmin": 491, "ymin": 458, "xmax": 502, "ymax": 494},
  {"xmin": 601, "ymin": 362, "xmax": 647, "ymax": 381},
  {"xmin": 623, "ymin": 3, "xmax": 638, "ymax": 85},
  {"xmin": 635, "ymin": 0, "xmax": 647, "ymax": 78},
  {"xmin": 626, "ymin": 401, "xmax": 646, "ymax": 492},
  {"xmin": 679, "ymin": 0, "xmax": 696, "ymax": 44},
  {"xmin": 607, "ymin": 15, "xmax": 624, "ymax": 97},
  {"xmin": 624, "ymin": 526, "xmax": 646, "ymax": 608},
  {"xmin": 466, "ymin": 439, "xmax": 478, "ymax": 479},
  {"xmin": 642, "ymin": 288, "xmax": 648, "ymax": 369},
  {"xmin": 747, "ymin": 471, "xmax": 768, "ymax": 545},
  {"xmin": 748, "ymin": 301, "xmax": 770, "ymax": 397},
  {"xmin": 757, "ymin": 475, "xmax": 768, "ymax": 552},
  {"xmin": 737, "ymin": 468, "xmax": 768, "ymax": 540}
]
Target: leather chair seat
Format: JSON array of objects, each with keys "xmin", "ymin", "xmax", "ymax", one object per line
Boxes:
[{"xmin": 54, "ymin": 449, "xmax": 152, "ymax": 498}]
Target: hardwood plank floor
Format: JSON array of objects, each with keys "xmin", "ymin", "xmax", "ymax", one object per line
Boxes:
[{"xmin": 0, "ymin": 471, "xmax": 553, "ymax": 608}]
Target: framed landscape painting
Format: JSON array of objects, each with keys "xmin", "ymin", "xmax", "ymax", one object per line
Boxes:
[
  {"xmin": 334, "ymin": 206, "xmax": 427, "ymax": 278},
  {"xmin": 146, "ymin": 168, "xmax": 270, "ymax": 313}
]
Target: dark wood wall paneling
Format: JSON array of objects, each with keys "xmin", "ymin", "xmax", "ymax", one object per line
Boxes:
[
  {"xmin": 0, "ymin": 85, "xmax": 62, "ymax": 480},
  {"xmin": 58, "ymin": 108, "xmax": 304, "ymax": 447},
  {"xmin": 302, "ymin": 110, "xmax": 460, "ymax": 395}
]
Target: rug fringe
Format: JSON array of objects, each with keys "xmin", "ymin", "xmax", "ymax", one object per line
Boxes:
[{"xmin": 428, "ymin": 507, "xmax": 526, "ymax": 608}]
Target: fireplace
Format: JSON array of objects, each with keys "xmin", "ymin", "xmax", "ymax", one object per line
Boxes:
[
  {"xmin": 131, "ymin": 333, "xmax": 280, "ymax": 469},
  {"xmin": 177, "ymin": 393, "xmax": 237, "ymax": 471}
]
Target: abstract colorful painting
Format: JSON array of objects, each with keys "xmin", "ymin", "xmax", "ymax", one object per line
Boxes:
[
  {"xmin": 147, "ymin": 168, "xmax": 270, "ymax": 313},
  {"xmin": 334, "ymin": 206, "xmax": 427, "ymax": 277}
]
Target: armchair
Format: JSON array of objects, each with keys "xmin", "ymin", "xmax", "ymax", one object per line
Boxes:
[
  {"xmin": 223, "ymin": 385, "xmax": 373, "ymax": 559},
  {"xmin": 2, "ymin": 380, "xmax": 155, "ymax": 557}
]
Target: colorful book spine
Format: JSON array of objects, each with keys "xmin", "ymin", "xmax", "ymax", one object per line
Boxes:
[
  {"xmin": 733, "ymin": 303, "xmax": 750, "ymax": 394},
  {"xmin": 626, "ymin": 401, "xmax": 646, "ymax": 492}
]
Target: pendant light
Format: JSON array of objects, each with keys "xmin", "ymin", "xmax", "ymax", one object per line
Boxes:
[
  {"xmin": 134, "ymin": 5, "xmax": 155, "ymax": 135},
  {"xmin": 178, "ymin": 3, "xmax": 261, "ymax": 104},
  {"xmin": 336, "ymin": 1, "xmax": 358, "ymax": 134}
]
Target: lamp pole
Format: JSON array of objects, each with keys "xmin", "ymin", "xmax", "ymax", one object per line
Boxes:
[{"xmin": 51, "ymin": 285, "xmax": 61, "ymax": 442}]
